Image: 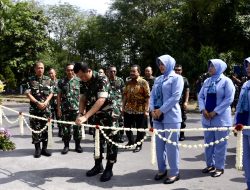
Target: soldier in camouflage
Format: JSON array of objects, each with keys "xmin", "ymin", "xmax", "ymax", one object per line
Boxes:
[
  {"xmin": 174, "ymin": 64, "xmax": 190, "ymax": 141},
  {"xmin": 25, "ymin": 61, "xmax": 53, "ymax": 158},
  {"xmin": 74, "ymin": 62, "xmax": 120, "ymax": 182},
  {"xmin": 108, "ymin": 65, "xmax": 125, "ymax": 143},
  {"xmin": 48, "ymin": 68, "xmax": 62, "ymax": 137},
  {"xmin": 57, "ymin": 63, "xmax": 82, "ymax": 154}
]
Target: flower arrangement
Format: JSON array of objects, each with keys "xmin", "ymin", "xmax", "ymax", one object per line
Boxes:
[
  {"xmin": 0, "ymin": 80, "xmax": 5, "ymax": 93},
  {"xmin": 0, "ymin": 128, "xmax": 15, "ymax": 151}
]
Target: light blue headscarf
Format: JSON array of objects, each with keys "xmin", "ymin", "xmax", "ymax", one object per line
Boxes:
[
  {"xmin": 154, "ymin": 55, "xmax": 176, "ymax": 107},
  {"xmin": 207, "ymin": 59, "xmax": 227, "ymax": 93},
  {"xmin": 157, "ymin": 55, "xmax": 176, "ymax": 77}
]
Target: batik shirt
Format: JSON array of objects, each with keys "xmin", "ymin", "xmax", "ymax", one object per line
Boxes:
[
  {"xmin": 123, "ymin": 77, "xmax": 150, "ymax": 114},
  {"xmin": 58, "ymin": 76, "xmax": 80, "ymax": 112}
]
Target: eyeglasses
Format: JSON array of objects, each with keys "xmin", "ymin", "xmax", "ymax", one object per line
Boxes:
[{"xmin": 175, "ymin": 69, "xmax": 181, "ymax": 71}]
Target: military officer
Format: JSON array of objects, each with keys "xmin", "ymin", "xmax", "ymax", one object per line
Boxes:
[
  {"xmin": 74, "ymin": 62, "xmax": 120, "ymax": 182},
  {"xmin": 48, "ymin": 68, "xmax": 62, "ymax": 137},
  {"xmin": 57, "ymin": 63, "xmax": 82, "ymax": 154},
  {"xmin": 25, "ymin": 61, "xmax": 53, "ymax": 158}
]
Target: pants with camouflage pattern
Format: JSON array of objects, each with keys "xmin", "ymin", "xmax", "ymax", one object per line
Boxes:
[
  {"xmin": 90, "ymin": 112, "xmax": 119, "ymax": 162},
  {"xmin": 61, "ymin": 111, "xmax": 82, "ymax": 142},
  {"xmin": 30, "ymin": 113, "xmax": 49, "ymax": 144}
]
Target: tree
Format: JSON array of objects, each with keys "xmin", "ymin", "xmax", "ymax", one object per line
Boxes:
[
  {"xmin": 0, "ymin": 0, "xmax": 50, "ymax": 86},
  {"xmin": 46, "ymin": 3, "xmax": 86, "ymax": 57}
]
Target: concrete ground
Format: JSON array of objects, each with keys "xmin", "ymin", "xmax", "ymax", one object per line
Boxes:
[{"xmin": 0, "ymin": 101, "xmax": 247, "ymax": 190}]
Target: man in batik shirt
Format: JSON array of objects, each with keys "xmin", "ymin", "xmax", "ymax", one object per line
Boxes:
[{"xmin": 123, "ymin": 65, "xmax": 150, "ymax": 153}]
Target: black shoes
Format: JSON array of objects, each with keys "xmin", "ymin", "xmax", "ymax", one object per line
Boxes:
[
  {"xmin": 75, "ymin": 146, "xmax": 83, "ymax": 153},
  {"xmin": 210, "ymin": 169, "xmax": 224, "ymax": 177},
  {"xmin": 34, "ymin": 148, "xmax": 41, "ymax": 158},
  {"xmin": 133, "ymin": 146, "xmax": 142, "ymax": 153},
  {"xmin": 41, "ymin": 148, "xmax": 51, "ymax": 157},
  {"xmin": 34, "ymin": 143, "xmax": 41, "ymax": 158},
  {"xmin": 154, "ymin": 171, "xmax": 167, "ymax": 181},
  {"xmin": 163, "ymin": 174, "xmax": 180, "ymax": 184},
  {"xmin": 86, "ymin": 164, "xmax": 104, "ymax": 177},
  {"xmin": 179, "ymin": 132, "xmax": 185, "ymax": 141},
  {"xmin": 202, "ymin": 166, "xmax": 216, "ymax": 173},
  {"xmin": 100, "ymin": 169, "xmax": 113, "ymax": 182},
  {"xmin": 61, "ymin": 146, "xmax": 69, "ymax": 154},
  {"xmin": 75, "ymin": 140, "xmax": 83, "ymax": 153}
]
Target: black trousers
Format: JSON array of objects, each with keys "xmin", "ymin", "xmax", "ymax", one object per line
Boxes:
[{"xmin": 124, "ymin": 112, "xmax": 146, "ymax": 146}]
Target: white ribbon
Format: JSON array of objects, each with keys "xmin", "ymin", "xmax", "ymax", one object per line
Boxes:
[
  {"xmin": 81, "ymin": 124, "xmax": 85, "ymax": 139},
  {"xmin": 47, "ymin": 120, "xmax": 53, "ymax": 148},
  {"xmin": 94, "ymin": 126, "xmax": 100, "ymax": 159},
  {"xmin": 151, "ymin": 129, "xmax": 156, "ymax": 165},
  {"xmin": 19, "ymin": 113, "xmax": 24, "ymax": 135},
  {"xmin": 235, "ymin": 131, "xmax": 243, "ymax": 170}
]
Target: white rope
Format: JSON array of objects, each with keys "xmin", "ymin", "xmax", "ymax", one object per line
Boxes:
[
  {"xmin": 23, "ymin": 116, "xmax": 48, "ymax": 134},
  {"xmin": 2, "ymin": 109, "xmax": 19, "ymax": 124},
  {"xmin": 0, "ymin": 105, "xmax": 250, "ymax": 172},
  {"xmin": 99, "ymin": 127, "xmax": 149, "ymax": 149}
]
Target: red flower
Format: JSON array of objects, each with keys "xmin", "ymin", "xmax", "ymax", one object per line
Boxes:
[
  {"xmin": 149, "ymin": 127, "xmax": 154, "ymax": 132},
  {"xmin": 234, "ymin": 124, "xmax": 244, "ymax": 131}
]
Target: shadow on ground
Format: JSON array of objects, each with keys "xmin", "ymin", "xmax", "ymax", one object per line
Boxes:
[{"xmin": 0, "ymin": 167, "xmax": 222, "ymax": 189}]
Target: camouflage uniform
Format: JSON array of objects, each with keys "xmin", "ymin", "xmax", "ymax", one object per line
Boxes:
[
  {"xmin": 109, "ymin": 76, "xmax": 125, "ymax": 141},
  {"xmin": 25, "ymin": 75, "xmax": 53, "ymax": 144},
  {"xmin": 144, "ymin": 76, "xmax": 155, "ymax": 91},
  {"xmin": 81, "ymin": 71, "xmax": 120, "ymax": 161},
  {"xmin": 179, "ymin": 76, "xmax": 190, "ymax": 130},
  {"xmin": 58, "ymin": 76, "xmax": 81, "ymax": 142},
  {"xmin": 50, "ymin": 79, "xmax": 60, "ymax": 129}
]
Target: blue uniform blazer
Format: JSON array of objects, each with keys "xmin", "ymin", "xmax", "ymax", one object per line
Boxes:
[
  {"xmin": 198, "ymin": 74, "xmax": 235, "ymax": 127},
  {"xmin": 150, "ymin": 71, "xmax": 184, "ymax": 124},
  {"xmin": 234, "ymin": 81, "xmax": 250, "ymax": 136}
]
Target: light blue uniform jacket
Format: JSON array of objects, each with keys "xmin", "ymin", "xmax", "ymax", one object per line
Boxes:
[
  {"xmin": 234, "ymin": 80, "xmax": 250, "ymax": 136},
  {"xmin": 198, "ymin": 74, "xmax": 235, "ymax": 127},
  {"xmin": 150, "ymin": 71, "xmax": 184, "ymax": 124}
]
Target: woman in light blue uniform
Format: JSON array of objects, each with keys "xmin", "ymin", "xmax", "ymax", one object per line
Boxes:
[
  {"xmin": 150, "ymin": 54, "xmax": 184, "ymax": 184},
  {"xmin": 234, "ymin": 57, "xmax": 250, "ymax": 190},
  {"xmin": 198, "ymin": 59, "xmax": 235, "ymax": 177}
]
